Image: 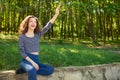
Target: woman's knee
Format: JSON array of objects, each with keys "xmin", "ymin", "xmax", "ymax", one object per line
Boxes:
[
  {"xmin": 37, "ymin": 65, "xmax": 54, "ymax": 76},
  {"xmin": 44, "ymin": 66, "xmax": 54, "ymax": 76},
  {"xmin": 20, "ymin": 62, "xmax": 36, "ymax": 73},
  {"xmin": 49, "ymin": 66, "xmax": 54, "ymax": 75}
]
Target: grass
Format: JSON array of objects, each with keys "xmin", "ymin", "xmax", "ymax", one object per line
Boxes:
[{"xmin": 0, "ymin": 37, "xmax": 120, "ymax": 70}]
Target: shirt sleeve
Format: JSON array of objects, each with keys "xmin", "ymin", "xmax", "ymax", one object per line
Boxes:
[
  {"xmin": 18, "ymin": 35, "xmax": 27, "ymax": 58},
  {"xmin": 39, "ymin": 21, "xmax": 52, "ymax": 37}
]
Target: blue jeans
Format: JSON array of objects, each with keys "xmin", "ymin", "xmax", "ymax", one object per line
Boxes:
[{"xmin": 20, "ymin": 53, "xmax": 54, "ymax": 80}]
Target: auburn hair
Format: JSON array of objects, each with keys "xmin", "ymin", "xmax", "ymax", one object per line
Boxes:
[{"xmin": 18, "ymin": 15, "xmax": 40, "ymax": 35}]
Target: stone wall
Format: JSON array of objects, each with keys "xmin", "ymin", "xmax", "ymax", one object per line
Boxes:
[{"xmin": 0, "ymin": 62, "xmax": 120, "ymax": 80}]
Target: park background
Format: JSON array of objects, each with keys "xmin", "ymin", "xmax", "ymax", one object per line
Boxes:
[{"xmin": 0, "ymin": 0, "xmax": 120, "ymax": 70}]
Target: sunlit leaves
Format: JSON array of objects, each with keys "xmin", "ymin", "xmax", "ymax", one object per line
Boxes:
[{"xmin": 0, "ymin": 0, "xmax": 120, "ymax": 41}]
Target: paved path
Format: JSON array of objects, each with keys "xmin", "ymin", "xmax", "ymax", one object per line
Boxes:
[{"xmin": 91, "ymin": 44, "xmax": 120, "ymax": 54}]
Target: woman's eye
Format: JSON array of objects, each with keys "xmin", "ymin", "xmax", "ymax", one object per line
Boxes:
[
  {"xmin": 30, "ymin": 20, "xmax": 33, "ymax": 22},
  {"xmin": 30, "ymin": 20, "xmax": 36, "ymax": 23}
]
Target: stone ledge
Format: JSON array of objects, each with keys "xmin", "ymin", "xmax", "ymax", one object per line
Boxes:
[{"xmin": 0, "ymin": 62, "xmax": 120, "ymax": 80}]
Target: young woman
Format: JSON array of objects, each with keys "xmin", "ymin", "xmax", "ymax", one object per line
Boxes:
[{"xmin": 16, "ymin": 5, "xmax": 60, "ymax": 80}]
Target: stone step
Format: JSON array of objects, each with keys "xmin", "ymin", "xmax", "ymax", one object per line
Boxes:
[{"xmin": 0, "ymin": 62, "xmax": 120, "ymax": 80}]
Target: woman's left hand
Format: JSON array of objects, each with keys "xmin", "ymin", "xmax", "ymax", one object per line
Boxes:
[
  {"xmin": 49, "ymin": 4, "xmax": 61, "ymax": 23},
  {"xmin": 55, "ymin": 4, "xmax": 61, "ymax": 15}
]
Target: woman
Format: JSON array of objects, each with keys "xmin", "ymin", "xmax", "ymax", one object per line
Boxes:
[{"xmin": 16, "ymin": 5, "xmax": 60, "ymax": 80}]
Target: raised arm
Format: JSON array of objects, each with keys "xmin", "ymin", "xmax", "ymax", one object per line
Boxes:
[
  {"xmin": 50, "ymin": 4, "xmax": 61, "ymax": 24},
  {"xmin": 39, "ymin": 5, "xmax": 61, "ymax": 36}
]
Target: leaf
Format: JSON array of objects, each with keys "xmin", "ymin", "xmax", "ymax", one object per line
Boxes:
[{"xmin": 54, "ymin": 0, "xmax": 60, "ymax": 4}]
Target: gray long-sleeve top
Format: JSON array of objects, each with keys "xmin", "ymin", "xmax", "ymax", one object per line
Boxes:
[{"xmin": 19, "ymin": 22, "xmax": 52, "ymax": 58}]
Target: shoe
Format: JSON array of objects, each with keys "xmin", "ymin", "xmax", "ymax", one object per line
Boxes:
[{"xmin": 15, "ymin": 68, "xmax": 26, "ymax": 74}]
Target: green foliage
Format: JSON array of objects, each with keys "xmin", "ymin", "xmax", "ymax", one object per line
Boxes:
[
  {"xmin": 0, "ymin": 39, "xmax": 21, "ymax": 70},
  {"xmin": 0, "ymin": 0, "xmax": 120, "ymax": 42}
]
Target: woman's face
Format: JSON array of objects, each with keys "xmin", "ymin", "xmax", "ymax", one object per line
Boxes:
[{"xmin": 28, "ymin": 17, "xmax": 37, "ymax": 30}]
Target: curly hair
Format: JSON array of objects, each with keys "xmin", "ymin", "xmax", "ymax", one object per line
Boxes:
[{"xmin": 18, "ymin": 15, "xmax": 40, "ymax": 35}]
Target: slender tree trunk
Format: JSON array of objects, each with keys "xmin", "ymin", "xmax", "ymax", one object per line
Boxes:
[
  {"xmin": 70, "ymin": 8, "xmax": 74, "ymax": 42},
  {"xmin": 99, "ymin": 5, "xmax": 103, "ymax": 39},
  {"xmin": 37, "ymin": 0, "xmax": 40, "ymax": 19},
  {"xmin": 68, "ymin": 10, "xmax": 71, "ymax": 38},
  {"xmin": 106, "ymin": 14, "xmax": 110, "ymax": 40},
  {"xmin": 116, "ymin": 11, "xmax": 120, "ymax": 40},
  {"xmin": 90, "ymin": 18, "xmax": 96, "ymax": 43},
  {"xmin": 103, "ymin": 12, "xmax": 106, "ymax": 46},
  {"xmin": 110, "ymin": 16, "xmax": 113, "ymax": 40},
  {"xmin": 60, "ymin": 15, "xmax": 64, "ymax": 39}
]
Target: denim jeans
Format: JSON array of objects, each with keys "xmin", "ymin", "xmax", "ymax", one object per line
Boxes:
[{"xmin": 20, "ymin": 53, "xmax": 54, "ymax": 80}]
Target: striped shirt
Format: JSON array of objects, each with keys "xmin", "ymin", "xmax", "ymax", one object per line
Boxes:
[{"xmin": 19, "ymin": 22, "xmax": 52, "ymax": 58}]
